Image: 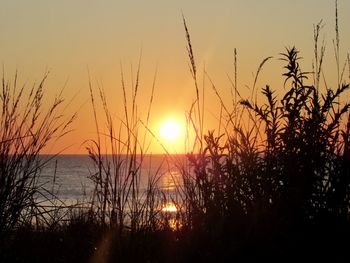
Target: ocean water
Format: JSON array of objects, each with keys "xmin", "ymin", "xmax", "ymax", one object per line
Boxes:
[
  {"xmin": 39, "ymin": 155, "xmax": 94, "ymax": 203},
  {"xmin": 38, "ymin": 154, "xmax": 185, "ymax": 205}
]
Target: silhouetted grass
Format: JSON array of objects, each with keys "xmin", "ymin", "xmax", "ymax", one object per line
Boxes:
[
  {"xmin": 1, "ymin": 1, "xmax": 350, "ymax": 262},
  {"xmin": 174, "ymin": 3, "xmax": 350, "ymax": 261},
  {"xmin": 0, "ymin": 72, "xmax": 76, "ymax": 261}
]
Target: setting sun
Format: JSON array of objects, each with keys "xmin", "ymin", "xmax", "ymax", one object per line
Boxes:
[
  {"xmin": 156, "ymin": 116, "xmax": 187, "ymax": 153},
  {"xmin": 159, "ymin": 119, "xmax": 181, "ymax": 141}
]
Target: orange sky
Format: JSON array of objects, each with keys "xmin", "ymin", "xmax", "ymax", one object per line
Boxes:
[{"xmin": 0, "ymin": 0, "xmax": 349, "ymax": 154}]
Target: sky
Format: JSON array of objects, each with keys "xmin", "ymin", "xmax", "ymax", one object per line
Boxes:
[{"xmin": 0, "ymin": 0, "xmax": 349, "ymax": 154}]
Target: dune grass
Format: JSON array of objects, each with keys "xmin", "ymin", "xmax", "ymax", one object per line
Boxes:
[
  {"xmin": 0, "ymin": 72, "xmax": 77, "ymax": 261},
  {"xmin": 1, "ymin": 1, "xmax": 350, "ymax": 262}
]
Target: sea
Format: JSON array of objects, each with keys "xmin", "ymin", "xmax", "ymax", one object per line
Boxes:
[{"xmin": 38, "ymin": 154, "xmax": 185, "ymax": 206}]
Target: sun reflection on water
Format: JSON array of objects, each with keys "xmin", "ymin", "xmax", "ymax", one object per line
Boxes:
[
  {"xmin": 160, "ymin": 202, "xmax": 181, "ymax": 230},
  {"xmin": 159, "ymin": 166, "xmax": 183, "ymax": 229},
  {"xmin": 161, "ymin": 202, "xmax": 177, "ymax": 213}
]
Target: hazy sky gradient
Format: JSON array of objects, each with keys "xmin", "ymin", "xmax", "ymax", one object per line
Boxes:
[{"xmin": 0, "ymin": 0, "xmax": 349, "ymax": 153}]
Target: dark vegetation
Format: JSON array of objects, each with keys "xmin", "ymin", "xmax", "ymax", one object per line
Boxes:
[{"xmin": 1, "ymin": 2, "xmax": 350, "ymax": 262}]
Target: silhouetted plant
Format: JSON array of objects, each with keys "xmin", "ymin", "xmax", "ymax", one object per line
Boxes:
[
  {"xmin": 180, "ymin": 7, "xmax": 350, "ymax": 254},
  {"xmin": 241, "ymin": 46, "xmax": 350, "ymax": 230},
  {"xmin": 0, "ymin": 72, "xmax": 75, "ymax": 236},
  {"xmin": 86, "ymin": 62, "xmax": 166, "ymax": 237}
]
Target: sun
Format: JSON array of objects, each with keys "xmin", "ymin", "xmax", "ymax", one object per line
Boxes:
[
  {"xmin": 159, "ymin": 119, "xmax": 181, "ymax": 141},
  {"xmin": 157, "ymin": 116, "xmax": 186, "ymax": 153}
]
